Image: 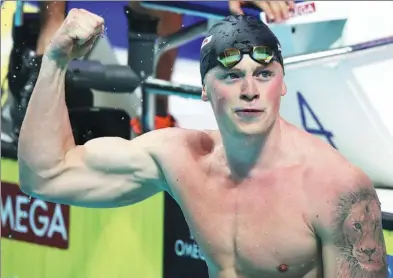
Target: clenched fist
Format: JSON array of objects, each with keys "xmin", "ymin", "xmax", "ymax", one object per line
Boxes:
[{"xmin": 46, "ymin": 9, "xmax": 104, "ymax": 64}]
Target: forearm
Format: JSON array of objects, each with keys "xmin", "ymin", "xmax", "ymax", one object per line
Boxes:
[{"xmin": 18, "ymin": 54, "xmax": 74, "ymax": 186}]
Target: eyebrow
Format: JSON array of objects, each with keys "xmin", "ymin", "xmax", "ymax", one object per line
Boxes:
[
  {"xmin": 254, "ymin": 64, "xmax": 273, "ymax": 71},
  {"xmin": 214, "ymin": 68, "xmax": 241, "ymax": 76},
  {"xmin": 222, "ymin": 64, "xmax": 273, "ymax": 74},
  {"xmin": 214, "ymin": 61, "xmax": 278, "ymax": 78}
]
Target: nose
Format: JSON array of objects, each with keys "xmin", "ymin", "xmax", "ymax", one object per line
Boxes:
[
  {"xmin": 240, "ymin": 91, "xmax": 259, "ymax": 102},
  {"xmin": 362, "ymin": 248, "xmax": 376, "ymax": 257},
  {"xmin": 240, "ymin": 78, "xmax": 260, "ymax": 102}
]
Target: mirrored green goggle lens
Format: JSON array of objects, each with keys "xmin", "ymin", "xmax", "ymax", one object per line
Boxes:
[
  {"xmin": 217, "ymin": 46, "xmax": 275, "ymax": 68},
  {"xmin": 252, "ymin": 46, "xmax": 274, "ymax": 63},
  {"xmin": 218, "ymin": 48, "xmax": 242, "ymax": 67}
]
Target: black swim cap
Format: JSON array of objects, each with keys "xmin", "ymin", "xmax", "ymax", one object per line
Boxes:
[{"xmin": 200, "ymin": 15, "xmax": 284, "ymax": 83}]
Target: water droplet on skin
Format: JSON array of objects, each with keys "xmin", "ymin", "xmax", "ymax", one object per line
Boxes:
[{"xmin": 265, "ymin": 231, "xmax": 268, "ymax": 235}]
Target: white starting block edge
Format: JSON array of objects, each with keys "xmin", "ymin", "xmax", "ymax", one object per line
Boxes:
[
  {"xmin": 377, "ymin": 189, "xmax": 393, "ymax": 214},
  {"xmin": 260, "ymin": 1, "xmax": 351, "ymax": 27}
]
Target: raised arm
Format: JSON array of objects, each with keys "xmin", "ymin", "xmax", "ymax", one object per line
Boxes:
[
  {"xmin": 19, "ymin": 132, "xmax": 171, "ymax": 208},
  {"xmin": 17, "ymin": 9, "xmax": 169, "ymax": 208}
]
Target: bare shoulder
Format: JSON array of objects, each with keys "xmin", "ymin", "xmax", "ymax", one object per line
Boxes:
[
  {"xmin": 279, "ymin": 122, "xmax": 386, "ymax": 276},
  {"xmin": 300, "ymin": 133, "xmax": 387, "ymax": 277},
  {"xmin": 296, "ymin": 129, "xmax": 372, "ymax": 193},
  {"xmin": 136, "ymin": 127, "xmax": 215, "ymax": 157},
  {"xmin": 138, "ymin": 128, "xmax": 216, "ymax": 193},
  {"xmin": 286, "ymin": 121, "xmax": 357, "ymax": 179},
  {"xmin": 297, "ymin": 122, "xmax": 381, "ymax": 230},
  {"xmin": 286, "ymin": 121, "xmax": 380, "ymax": 219}
]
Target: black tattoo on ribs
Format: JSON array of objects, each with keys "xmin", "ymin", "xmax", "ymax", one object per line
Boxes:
[{"xmin": 333, "ymin": 187, "xmax": 388, "ymax": 278}]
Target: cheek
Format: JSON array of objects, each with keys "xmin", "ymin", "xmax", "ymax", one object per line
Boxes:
[
  {"xmin": 264, "ymin": 77, "xmax": 283, "ymax": 103},
  {"xmin": 211, "ymin": 85, "xmax": 234, "ymax": 114},
  {"xmin": 215, "ymin": 98, "xmax": 226, "ymax": 115}
]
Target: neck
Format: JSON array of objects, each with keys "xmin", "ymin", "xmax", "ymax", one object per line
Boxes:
[{"xmin": 221, "ymin": 118, "xmax": 283, "ymax": 181}]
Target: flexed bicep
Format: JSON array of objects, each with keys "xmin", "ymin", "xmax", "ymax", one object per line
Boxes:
[{"xmin": 22, "ymin": 135, "xmax": 168, "ymax": 208}]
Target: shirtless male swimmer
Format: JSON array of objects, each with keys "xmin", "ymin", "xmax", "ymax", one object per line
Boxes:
[{"xmin": 18, "ymin": 9, "xmax": 388, "ymax": 278}]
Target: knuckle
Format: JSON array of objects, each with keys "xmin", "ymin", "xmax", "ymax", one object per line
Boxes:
[
  {"xmin": 69, "ymin": 8, "xmax": 80, "ymax": 17},
  {"xmin": 95, "ymin": 15, "xmax": 104, "ymax": 23},
  {"xmin": 68, "ymin": 9, "xmax": 80, "ymax": 21}
]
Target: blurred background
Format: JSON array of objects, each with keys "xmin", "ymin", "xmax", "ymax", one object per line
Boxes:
[{"xmin": 1, "ymin": 1, "xmax": 393, "ymax": 277}]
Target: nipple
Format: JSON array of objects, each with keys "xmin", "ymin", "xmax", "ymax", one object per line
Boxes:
[{"xmin": 277, "ymin": 264, "xmax": 289, "ymax": 273}]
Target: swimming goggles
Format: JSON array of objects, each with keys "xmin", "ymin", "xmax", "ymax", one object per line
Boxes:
[{"xmin": 217, "ymin": 46, "xmax": 279, "ymax": 68}]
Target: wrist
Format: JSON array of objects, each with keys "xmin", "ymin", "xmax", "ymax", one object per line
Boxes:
[{"xmin": 44, "ymin": 47, "xmax": 71, "ymax": 70}]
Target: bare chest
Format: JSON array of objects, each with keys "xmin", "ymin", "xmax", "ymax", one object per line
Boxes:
[{"xmin": 168, "ymin": 166, "xmax": 322, "ymax": 277}]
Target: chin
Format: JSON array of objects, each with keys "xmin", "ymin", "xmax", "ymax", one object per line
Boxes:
[
  {"xmin": 234, "ymin": 113, "xmax": 275, "ymax": 134},
  {"xmin": 216, "ymin": 112, "xmax": 276, "ymax": 136},
  {"xmin": 235, "ymin": 123, "xmax": 270, "ymax": 135}
]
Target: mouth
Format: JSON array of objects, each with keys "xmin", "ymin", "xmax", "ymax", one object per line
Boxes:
[
  {"xmin": 234, "ymin": 108, "xmax": 265, "ymax": 117},
  {"xmin": 359, "ymin": 260, "xmax": 383, "ymax": 271}
]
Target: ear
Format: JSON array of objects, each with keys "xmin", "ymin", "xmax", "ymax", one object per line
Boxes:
[
  {"xmin": 201, "ymin": 85, "xmax": 209, "ymax": 102},
  {"xmin": 281, "ymin": 82, "xmax": 287, "ymax": 97}
]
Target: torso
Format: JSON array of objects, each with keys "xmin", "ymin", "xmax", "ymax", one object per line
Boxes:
[{"xmin": 157, "ymin": 122, "xmax": 346, "ymax": 278}]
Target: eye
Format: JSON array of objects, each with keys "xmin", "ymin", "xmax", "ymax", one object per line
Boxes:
[
  {"xmin": 353, "ymin": 222, "xmax": 362, "ymax": 230},
  {"xmin": 256, "ymin": 70, "xmax": 273, "ymax": 80},
  {"xmin": 223, "ymin": 72, "xmax": 241, "ymax": 81}
]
